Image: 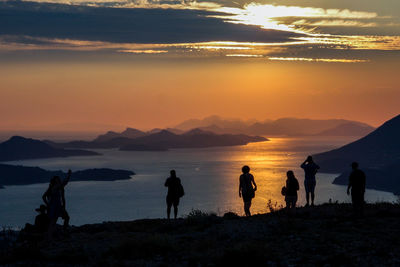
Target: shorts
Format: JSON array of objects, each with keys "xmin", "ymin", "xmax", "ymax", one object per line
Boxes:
[
  {"xmin": 304, "ymin": 180, "xmax": 316, "ymax": 194},
  {"xmin": 351, "ymin": 192, "xmax": 365, "ymax": 206},
  {"xmin": 242, "ymin": 192, "xmax": 254, "ymax": 203},
  {"xmin": 166, "ymin": 196, "xmax": 180, "ymax": 207}
]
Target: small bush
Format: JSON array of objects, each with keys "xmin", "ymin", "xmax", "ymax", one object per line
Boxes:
[
  {"xmin": 185, "ymin": 209, "xmax": 217, "ymax": 219},
  {"xmin": 266, "ymin": 200, "xmax": 283, "ymax": 213}
]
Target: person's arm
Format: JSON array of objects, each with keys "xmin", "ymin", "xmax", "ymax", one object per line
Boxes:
[
  {"xmin": 62, "ymin": 170, "xmax": 72, "ymax": 188},
  {"xmin": 347, "ymin": 173, "xmax": 352, "ymax": 195},
  {"xmin": 295, "ymin": 179, "xmax": 299, "ymax": 191},
  {"xmin": 362, "ymin": 172, "xmax": 366, "ymax": 193},
  {"xmin": 42, "ymin": 189, "xmax": 49, "ymax": 206},
  {"xmin": 61, "ymin": 189, "xmax": 66, "ymax": 209},
  {"xmin": 165, "ymin": 178, "xmax": 169, "ymax": 187},
  {"xmin": 238, "ymin": 176, "xmax": 242, "ymax": 198},
  {"xmin": 301, "ymin": 161, "xmax": 307, "ymax": 169},
  {"xmin": 251, "ymin": 175, "xmax": 257, "ymax": 191}
]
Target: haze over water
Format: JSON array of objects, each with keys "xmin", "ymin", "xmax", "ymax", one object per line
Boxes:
[{"xmin": 0, "ymin": 136, "xmax": 397, "ymax": 227}]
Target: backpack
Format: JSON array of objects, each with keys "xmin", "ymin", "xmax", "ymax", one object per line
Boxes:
[
  {"xmin": 177, "ymin": 182, "xmax": 185, "ymax": 198},
  {"xmin": 281, "ymin": 186, "xmax": 287, "ymax": 196}
]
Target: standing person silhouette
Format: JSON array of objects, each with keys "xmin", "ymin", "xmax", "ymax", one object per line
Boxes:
[
  {"xmin": 284, "ymin": 170, "xmax": 299, "ymax": 212},
  {"xmin": 347, "ymin": 162, "xmax": 366, "ymax": 217},
  {"xmin": 165, "ymin": 170, "xmax": 184, "ymax": 219},
  {"xmin": 301, "ymin": 156, "xmax": 320, "ymax": 206},
  {"xmin": 42, "ymin": 170, "xmax": 71, "ymax": 238},
  {"xmin": 239, "ymin": 165, "xmax": 257, "ymax": 217}
]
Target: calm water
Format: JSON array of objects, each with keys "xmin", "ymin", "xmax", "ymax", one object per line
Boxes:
[{"xmin": 0, "ymin": 137, "xmax": 397, "ymax": 227}]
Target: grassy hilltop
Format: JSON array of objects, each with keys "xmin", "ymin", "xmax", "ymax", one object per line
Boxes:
[{"xmin": 1, "ymin": 203, "xmax": 400, "ymax": 266}]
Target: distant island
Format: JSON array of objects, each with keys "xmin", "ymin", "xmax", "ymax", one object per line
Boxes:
[
  {"xmin": 313, "ymin": 114, "xmax": 400, "ymax": 195},
  {"xmin": 0, "ymin": 136, "xmax": 99, "ymax": 162},
  {"xmin": 120, "ymin": 129, "xmax": 267, "ymax": 151},
  {"xmin": 47, "ymin": 129, "xmax": 268, "ymax": 151},
  {"xmin": 0, "ymin": 164, "xmax": 135, "ymax": 187}
]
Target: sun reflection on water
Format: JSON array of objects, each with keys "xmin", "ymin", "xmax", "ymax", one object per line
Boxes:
[{"xmin": 212, "ymin": 137, "xmax": 355, "ymax": 215}]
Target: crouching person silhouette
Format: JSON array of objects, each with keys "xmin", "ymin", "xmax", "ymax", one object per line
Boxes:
[{"xmin": 165, "ymin": 170, "xmax": 184, "ymax": 219}]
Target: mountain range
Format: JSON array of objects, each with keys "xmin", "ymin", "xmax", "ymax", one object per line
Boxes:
[
  {"xmin": 313, "ymin": 114, "xmax": 400, "ymax": 195},
  {"xmin": 120, "ymin": 129, "xmax": 267, "ymax": 151},
  {"xmin": 49, "ymin": 129, "xmax": 268, "ymax": 151},
  {"xmin": 174, "ymin": 116, "xmax": 375, "ymax": 136}
]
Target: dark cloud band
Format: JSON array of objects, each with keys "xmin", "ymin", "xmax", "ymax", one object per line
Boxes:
[{"xmin": 0, "ymin": 1, "xmax": 301, "ymax": 44}]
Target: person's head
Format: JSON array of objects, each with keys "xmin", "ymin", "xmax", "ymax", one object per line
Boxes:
[
  {"xmin": 351, "ymin": 162, "xmax": 359, "ymax": 170},
  {"xmin": 170, "ymin": 170, "xmax": 176, "ymax": 177},
  {"xmin": 49, "ymin": 177, "xmax": 56, "ymax": 187},
  {"xmin": 287, "ymin": 170, "xmax": 295, "ymax": 179},
  {"xmin": 242, "ymin": 165, "xmax": 250, "ymax": 174},
  {"xmin": 54, "ymin": 176, "xmax": 62, "ymax": 185},
  {"xmin": 307, "ymin": 156, "xmax": 313, "ymax": 163},
  {"xmin": 35, "ymin": 205, "xmax": 47, "ymax": 214}
]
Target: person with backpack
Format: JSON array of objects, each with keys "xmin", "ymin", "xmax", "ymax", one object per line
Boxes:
[
  {"xmin": 164, "ymin": 170, "xmax": 184, "ymax": 219},
  {"xmin": 347, "ymin": 162, "xmax": 366, "ymax": 217},
  {"xmin": 239, "ymin": 165, "xmax": 257, "ymax": 217},
  {"xmin": 283, "ymin": 170, "xmax": 299, "ymax": 212}
]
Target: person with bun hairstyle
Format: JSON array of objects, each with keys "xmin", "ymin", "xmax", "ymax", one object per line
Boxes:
[{"xmin": 239, "ymin": 165, "xmax": 257, "ymax": 217}]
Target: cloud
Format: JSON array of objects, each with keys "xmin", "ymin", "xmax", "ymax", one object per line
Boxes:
[
  {"xmin": 268, "ymin": 57, "xmax": 369, "ymax": 63},
  {"xmin": 0, "ymin": 1, "xmax": 300, "ymax": 44},
  {"xmin": 0, "ymin": 0, "xmax": 399, "ymax": 62},
  {"xmin": 211, "ymin": 3, "xmax": 379, "ymax": 34},
  {"xmin": 291, "ymin": 19, "xmax": 377, "ymax": 28}
]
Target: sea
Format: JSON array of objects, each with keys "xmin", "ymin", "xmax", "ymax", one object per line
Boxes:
[{"xmin": 0, "ymin": 136, "xmax": 397, "ymax": 228}]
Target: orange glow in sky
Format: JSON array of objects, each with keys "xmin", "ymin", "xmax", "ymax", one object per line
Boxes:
[{"xmin": 0, "ymin": 59, "xmax": 398, "ymax": 131}]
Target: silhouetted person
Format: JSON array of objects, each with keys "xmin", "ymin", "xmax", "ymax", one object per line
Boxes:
[
  {"xmin": 165, "ymin": 170, "xmax": 184, "ymax": 219},
  {"xmin": 34, "ymin": 204, "xmax": 50, "ymax": 233},
  {"xmin": 43, "ymin": 170, "xmax": 71, "ymax": 238},
  {"xmin": 284, "ymin": 170, "xmax": 299, "ymax": 212},
  {"xmin": 347, "ymin": 162, "xmax": 366, "ymax": 217},
  {"xmin": 239, "ymin": 165, "xmax": 257, "ymax": 217},
  {"xmin": 301, "ymin": 156, "xmax": 320, "ymax": 206},
  {"xmin": 19, "ymin": 205, "xmax": 50, "ymax": 242},
  {"xmin": 60, "ymin": 179, "xmax": 70, "ymax": 230}
]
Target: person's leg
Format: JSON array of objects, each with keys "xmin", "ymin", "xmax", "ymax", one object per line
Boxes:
[
  {"xmin": 244, "ymin": 201, "xmax": 251, "ymax": 216},
  {"xmin": 47, "ymin": 217, "xmax": 57, "ymax": 240},
  {"xmin": 62, "ymin": 210, "xmax": 70, "ymax": 230},
  {"xmin": 311, "ymin": 181, "xmax": 316, "ymax": 206},
  {"xmin": 351, "ymin": 193, "xmax": 360, "ymax": 218},
  {"xmin": 311, "ymin": 192, "xmax": 315, "ymax": 206},
  {"xmin": 305, "ymin": 181, "xmax": 310, "ymax": 206},
  {"xmin": 248, "ymin": 200, "xmax": 252, "ymax": 216},
  {"xmin": 292, "ymin": 196, "xmax": 298, "ymax": 211},
  {"xmin": 166, "ymin": 199, "xmax": 172, "ymax": 219},
  {"xmin": 173, "ymin": 204, "xmax": 178, "ymax": 219},
  {"xmin": 360, "ymin": 193, "xmax": 365, "ymax": 216}
]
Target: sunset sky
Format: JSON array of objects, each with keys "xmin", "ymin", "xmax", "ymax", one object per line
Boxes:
[{"xmin": 1, "ymin": 0, "xmax": 399, "ymax": 131}]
